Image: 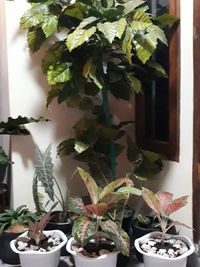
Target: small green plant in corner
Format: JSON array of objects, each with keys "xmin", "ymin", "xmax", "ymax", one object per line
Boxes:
[
  {"xmin": 0, "ymin": 205, "xmax": 39, "ymax": 234},
  {"xmin": 67, "ymin": 167, "xmax": 142, "ymax": 256},
  {"xmin": 142, "ymin": 187, "xmax": 191, "ymax": 240}
]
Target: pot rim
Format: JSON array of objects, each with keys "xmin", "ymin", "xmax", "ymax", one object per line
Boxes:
[
  {"xmin": 134, "ymin": 231, "xmax": 195, "ymax": 261},
  {"xmin": 10, "ymin": 230, "xmax": 68, "ymax": 255},
  {"xmin": 66, "ymin": 237, "xmax": 119, "ymax": 261}
]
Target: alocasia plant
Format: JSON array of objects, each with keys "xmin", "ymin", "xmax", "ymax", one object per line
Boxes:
[
  {"xmin": 67, "ymin": 167, "xmax": 141, "ymax": 256},
  {"xmin": 142, "ymin": 187, "xmax": 191, "ymax": 239}
]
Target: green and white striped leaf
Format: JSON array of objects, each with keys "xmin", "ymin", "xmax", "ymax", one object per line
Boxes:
[
  {"xmin": 100, "ymin": 220, "xmax": 130, "ymax": 255},
  {"xmin": 42, "ymin": 15, "xmax": 58, "ymax": 37},
  {"xmin": 124, "ymin": 0, "xmax": 145, "ymax": 15},
  {"xmin": 77, "ymin": 16, "xmax": 98, "ymax": 29},
  {"xmin": 47, "ymin": 63, "xmax": 72, "ymax": 85},
  {"xmin": 131, "ymin": 10, "xmax": 152, "ymax": 30},
  {"xmin": 127, "ymin": 74, "xmax": 142, "ymax": 94},
  {"xmin": 27, "ymin": 28, "xmax": 46, "ymax": 53},
  {"xmin": 77, "ymin": 167, "xmax": 100, "ymax": 204},
  {"xmin": 122, "ymin": 26, "xmax": 133, "ymax": 64},
  {"xmin": 72, "ymin": 216, "xmax": 98, "ymax": 246},
  {"xmin": 66, "ymin": 27, "xmax": 96, "ymax": 52},
  {"xmin": 34, "ymin": 144, "xmax": 55, "ymax": 201},
  {"xmin": 20, "ymin": 4, "xmax": 49, "ymax": 29}
]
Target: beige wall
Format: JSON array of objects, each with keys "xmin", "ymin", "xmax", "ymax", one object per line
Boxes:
[{"xmin": 2, "ymin": 0, "xmax": 193, "ymax": 238}]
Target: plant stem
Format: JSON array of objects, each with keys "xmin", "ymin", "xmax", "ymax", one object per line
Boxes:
[
  {"xmin": 53, "ymin": 177, "xmax": 65, "ymax": 211},
  {"xmin": 102, "ymin": 87, "xmax": 116, "ymax": 181}
]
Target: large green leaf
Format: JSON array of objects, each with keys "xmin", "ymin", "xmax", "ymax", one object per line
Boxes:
[
  {"xmin": 74, "ymin": 141, "xmax": 90, "ymax": 153},
  {"xmin": 20, "ymin": 4, "xmax": 49, "ymax": 29},
  {"xmin": 100, "ymin": 220, "xmax": 130, "ymax": 255},
  {"xmin": 100, "ymin": 178, "xmax": 133, "ymax": 200},
  {"xmin": 77, "ymin": 167, "xmax": 100, "ymax": 204},
  {"xmin": 77, "ymin": 16, "xmax": 98, "ymax": 29},
  {"xmin": 27, "ymin": 28, "xmax": 46, "ymax": 53},
  {"xmin": 127, "ymin": 74, "xmax": 142, "ymax": 94},
  {"xmin": 155, "ymin": 13, "xmax": 179, "ymax": 28},
  {"xmin": 135, "ymin": 33, "xmax": 155, "ymax": 64},
  {"xmin": 34, "ymin": 144, "xmax": 55, "ymax": 201},
  {"xmin": 42, "ymin": 15, "xmax": 58, "ymax": 37},
  {"xmin": 66, "ymin": 27, "xmax": 97, "ymax": 52},
  {"xmin": 64, "ymin": 2, "xmax": 87, "ymax": 20},
  {"xmin": 123, "ymin": 0, "xmax": 145, "ymax": 15},
  {"xmin": 72, "ymin": 216, "xmax": 98, "ymax": 246},
  {"xmin": 115, "ymin": 18, "xmax": 127, "ymax": 39},
  {"xmin": 57, "ymin": 138, "xmax": 75, "ymax": 156},
  {"xmin": 42, "ymin": 42, "xmax": 65, "ymax": 74},
  {"xmin": 146, "ymin": 25, "xmax": 168, "ymax": 47},
  {"xmin": 47, "ymin": 63, "xmax": 72, "ymax": 85},
  {"xmin": 122, "ymin": 26, "xmax": 133, "ymax": 64},
  {"xmin": 67, "ymin": 197, "xmax": 86, "ymax": 215},
  {"xmin": 131, "ymin": 10, "xmax": 152, "ymax": 30},
  {"xmin": 0, "ymin": 116, "xmax": 48, "ymax": 135},
  {"xmin": 117, "ymin": 186, "xmax": 142, "ymax": 196}
]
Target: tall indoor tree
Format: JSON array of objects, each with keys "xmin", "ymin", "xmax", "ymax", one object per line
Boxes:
[{"xmin": 18, "ymin": 0, "xmax": 178, "ymax": 184}]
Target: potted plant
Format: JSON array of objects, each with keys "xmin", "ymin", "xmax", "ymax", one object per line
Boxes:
[
  {"xmin": 134, "ymin": 187, "xmax": 195, "ymax": 267},
  {"xmin": 66, "ymin": 167, "xmax": 141, "ymax": 267},
  {"xmin": 32, "ymin": 144, "xmax": 73, "ymax": 255},
  {"xmin": 0, "ymin": 205, "xmax": 39, "ymax": 265},
  {"xmin": 10, "ymin": 212, "xmax": 68, "ymax": 267}
]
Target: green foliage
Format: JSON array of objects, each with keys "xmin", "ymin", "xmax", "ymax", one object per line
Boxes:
[
  {"xmin": 67, "ymin": 167, "xmax": 141, "ymax": 255},
  {"xmin": 33, "ymin": 144, "xmax": 66, "ymax": 219},
  {"xmin": 0, "ymin": 116, "xmax": 48, "ymax": 166},
  {"xmin": 19, "ymin": 0, "xmax": 177, "ymax": 183},
  {"xmin": 0, "ymin": 205, "xmax": 39, "ymax": 234}
]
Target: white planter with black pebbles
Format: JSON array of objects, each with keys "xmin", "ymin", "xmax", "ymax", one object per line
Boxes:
[
  {"xmin": 67, "ymin": 237, "xmax": 119, "ymax": 267},
  {"xmin": 10, "ymin": 230, "xmax": 67, "ymax": 267},
  {"xmin": 134, "ymin": 232, "xmax": 195, "ymax": 267}
]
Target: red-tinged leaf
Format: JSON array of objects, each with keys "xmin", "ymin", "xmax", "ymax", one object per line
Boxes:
[
  {"xmin": 166, "ymin": 220, "xmax": 192, "ymax": 233},
  {"xmin": 77, "ymin": 168, "xmax": 100, "ymax": 204},
  {"xmin": 7, "ymin": 224, "xmax": 28, "ymax": 233},
  {"xmin": 100, "ymin": 220, "xmax": 130, "ymax": 256},
  {"xmin": 85, "ymin": 203, "xmax": 109, "ymax": 217},
  {"xmin": 142, "ymin": 187, "xmax": 161, "ymax": 214},
  {"xmin": 67, "ymin": 197, "xmax": 86, "ymax": 215},
  {"xmin": 72, "ymin": 216, "xmax": 98, "ymax": 246},
  {"xmin": 155, "ymin": 191, "xmax": 173, "ymax": 214},
  {"xmin": 100, "ymin": 178, "xmax": 134, "ymax": 200},
  {"xmin": 166, "ymin": 195, "xmax": 189, "ymax": 216}
]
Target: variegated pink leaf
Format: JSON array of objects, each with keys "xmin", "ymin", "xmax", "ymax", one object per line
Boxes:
[
  {"xmin": 72, "ymin": 216, "xmax": 98, "ymax": 246},
  {"xmin": 100, "ymin": 178, "xmax": 134, "ymax": 200},
  {"xmin": 85, "ymin": 203, "xmax": 109, "ymax": 217},
  {"xmin": 142, "ymin": 187, "xmax": 161, "ymax": 214},
  {"xmin": 101, "ymin": 192, "xmax": 127, "ymax": 206},
  {"xmin": 155, "ymin": 191, "xmax": 173, "ymax": 214},
  {"xmin": 67, "ymin": 197, "xmax": 86, "ymax": 215},
  {"xmin": 166, "ymin": 220, "xmax": 192, "ymax": 233},
  {"xmin": 100, "ymin": 220, "xmax": 130, "ymax": 256},
  {"xmin": 166, "ymin": 195, "xmax": 189, "ymax": 216},
  {"xmin": 77, "ymin": 167, "xmax": 100, "ymax": 204}
]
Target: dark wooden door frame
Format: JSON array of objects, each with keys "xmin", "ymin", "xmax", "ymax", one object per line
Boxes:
[{"xmin": 193, "ymin": 0, "xmax": 200, "ymax": 242}]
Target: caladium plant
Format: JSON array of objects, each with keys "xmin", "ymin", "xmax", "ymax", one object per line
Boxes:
[
  {"xmin": 67, "ymin": 167, "xmax": 141, "ymax": 256},
  {"xmin": 142, "ymin": 187, "xmax": 191, "ymax": 239}
]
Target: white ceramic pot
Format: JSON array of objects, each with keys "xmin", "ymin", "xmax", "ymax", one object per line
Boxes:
[
  {"xmin": 10, "ymin": 230, "xmax": 68, "ymax": 267},
  {"xmin": 134, "ymin": 232, "xmax": 195, "ymax": 267},
  {"xmin": 66, "ymin": 237, "xmax": 119, "ymax": 267}
]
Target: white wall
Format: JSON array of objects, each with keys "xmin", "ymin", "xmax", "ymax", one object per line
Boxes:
[{"xmin": 2, "ymin": 0, "xmax": 194, "ymax": 237}]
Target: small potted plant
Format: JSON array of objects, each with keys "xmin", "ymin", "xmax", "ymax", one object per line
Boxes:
[
  {"xmin": 134, "ymin": 187, "xmax": 195, "ymax": 267},
  {"xmin": 32, "ymin": 144, "xmax": 73, "ymax": 255},
  {"xmin": 66, "ymin": 167, "xmax": 141, "ymax": 267},
  {"xmin": 10, "ymin": 212, "xmax": 68, "ymax": 267},
  {"xmin": 0, "ymin": 205, "xmax": 39, "ymax": 265}
]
